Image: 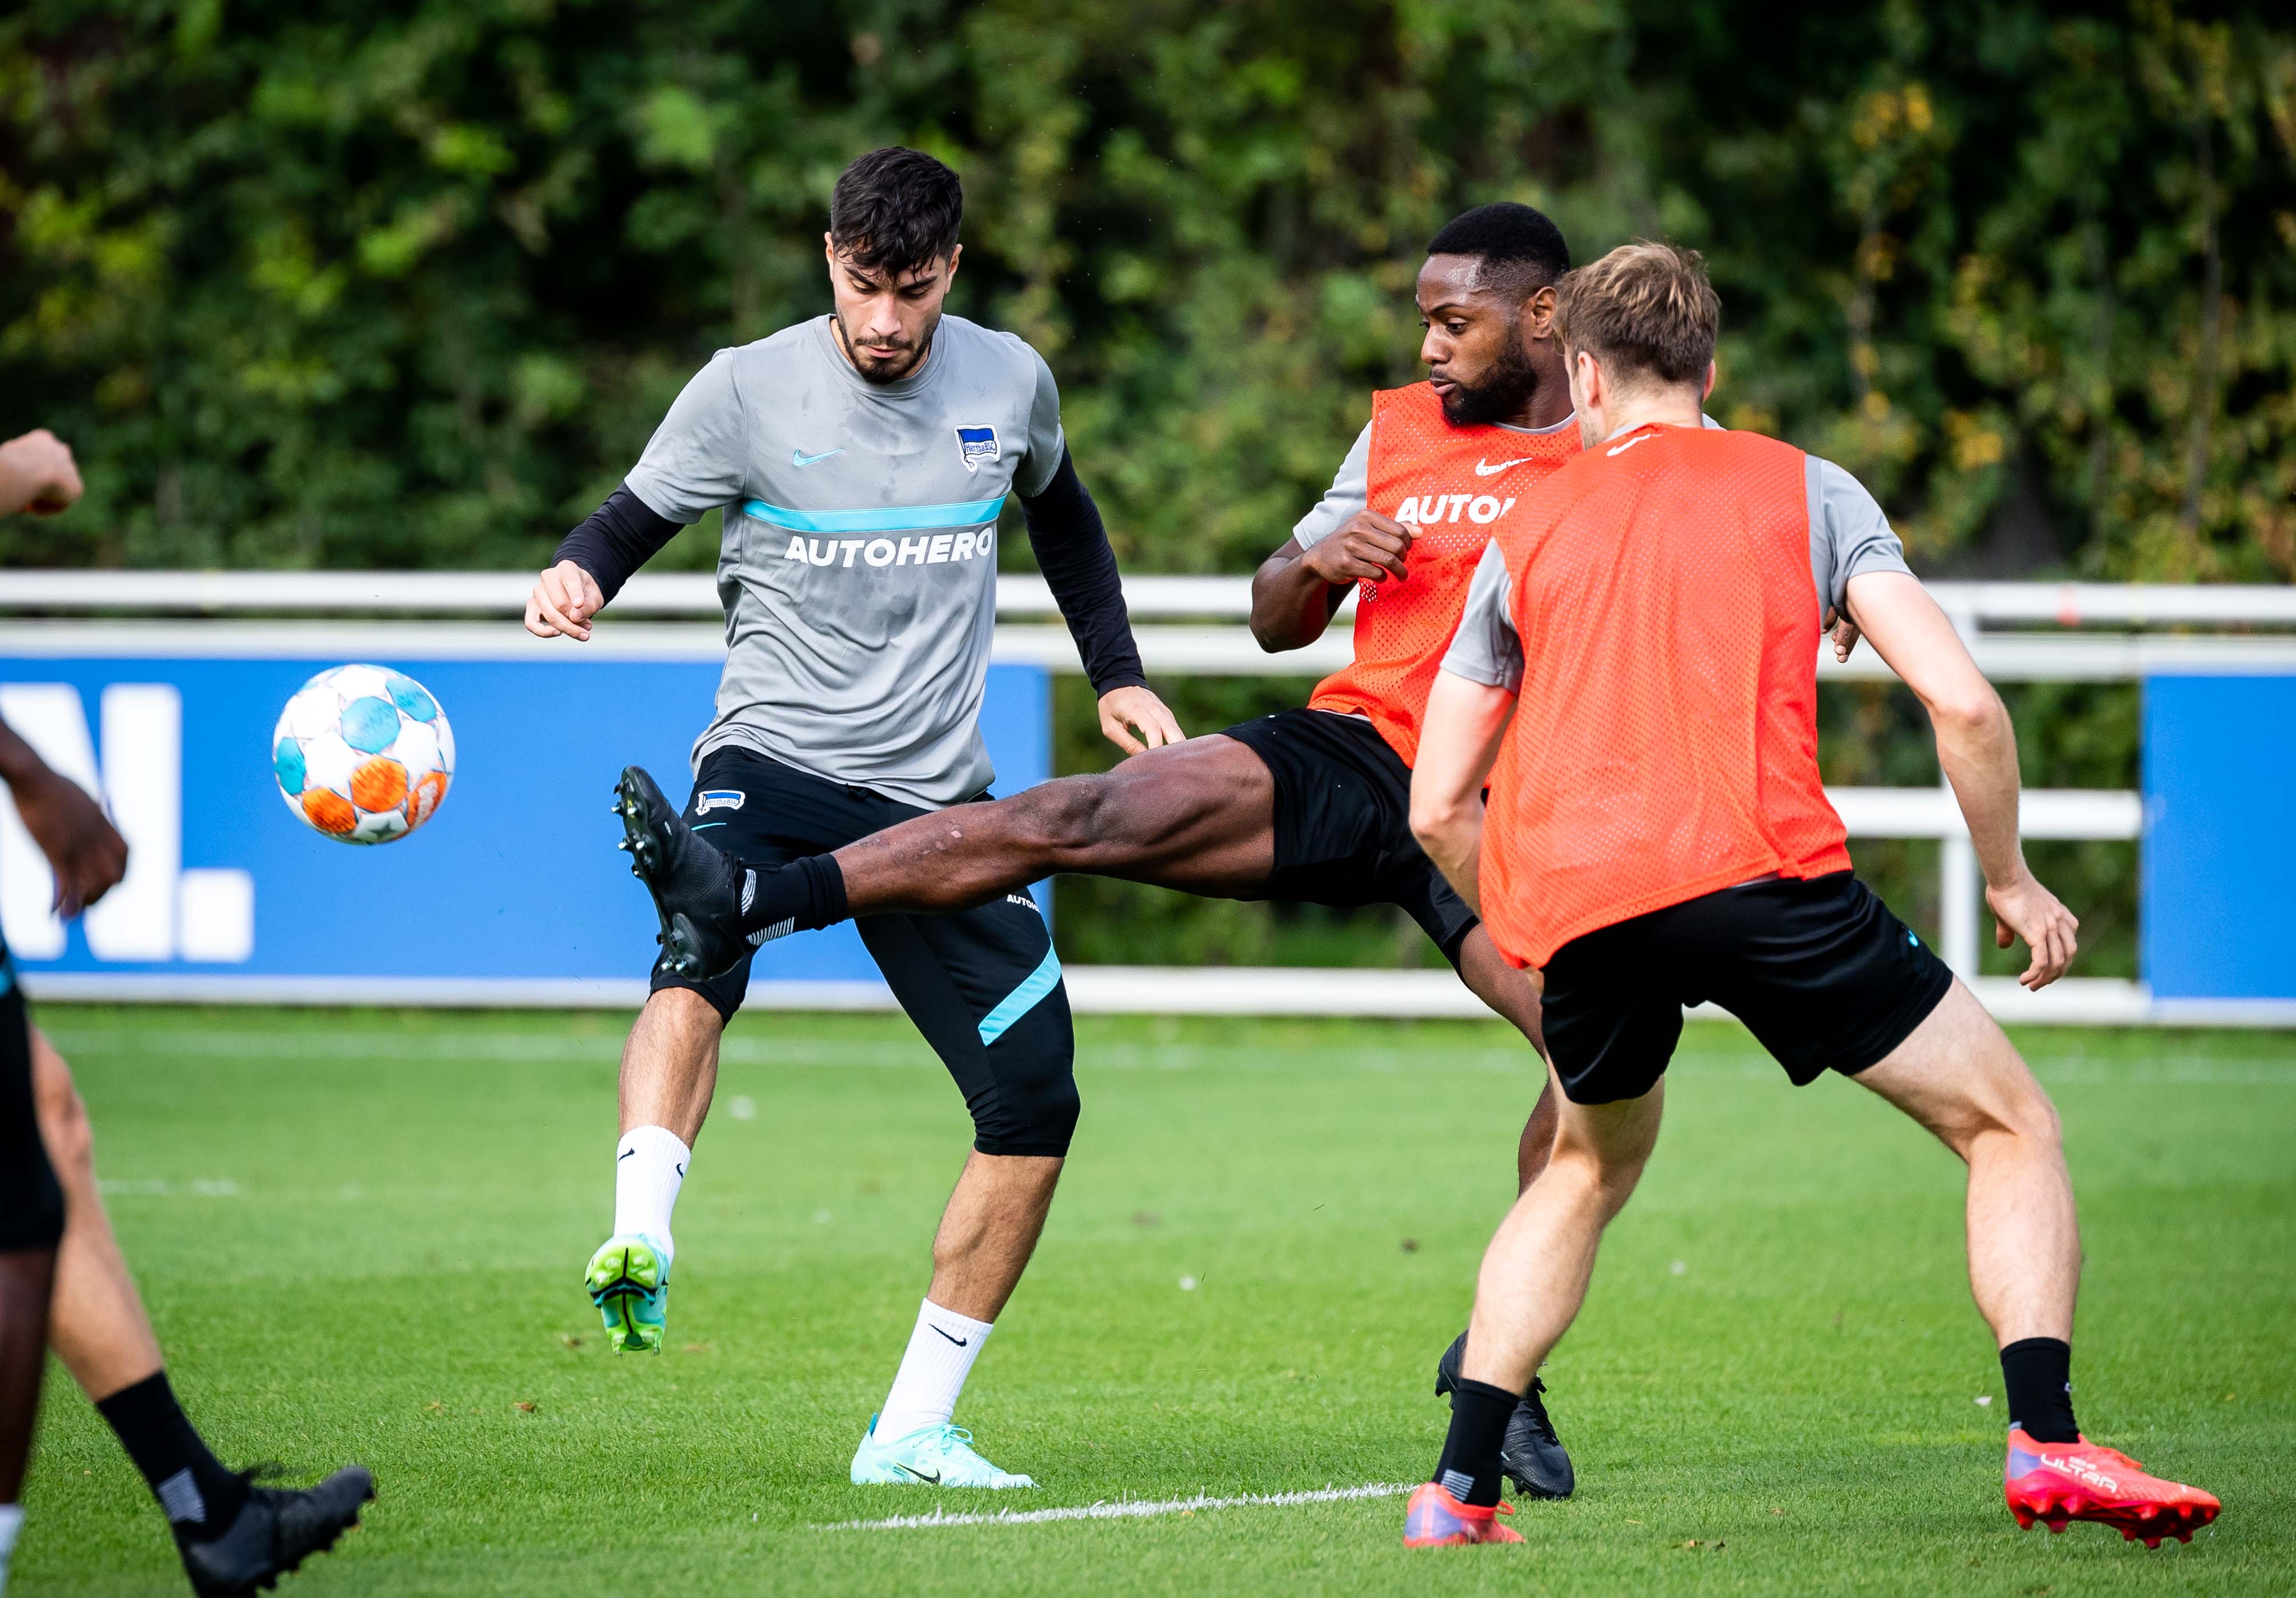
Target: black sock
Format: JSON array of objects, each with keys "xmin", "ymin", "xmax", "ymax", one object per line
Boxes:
[
  {"xmin": 95, "ymin": 1372, "xmax": 249, "ymax": 1536},
  {"xmin": 2000, "ymin": 1337, "xmax": 2079, "ymax": 1443},
  {"xmin": 736, "ymin": 854, "xmax": 849, "ymax": 939},
  {"xmin": 1433, "ymin": 1376, "xmax": 1517, "ymax": 1508}
]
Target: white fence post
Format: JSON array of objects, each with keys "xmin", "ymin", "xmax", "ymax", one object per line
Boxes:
[
  {"xmin": 1941, "ymin": 825, "xmax": 1980, "ymax": 977},
  {"xmin": 1937, "ymin": 599, "xmax": 1984, "ymax": 977}
]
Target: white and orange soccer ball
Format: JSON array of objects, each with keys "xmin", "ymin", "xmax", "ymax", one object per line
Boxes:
[{"xmin": 271, "ymin": 665, "xmax": 455, "ymax": 844}]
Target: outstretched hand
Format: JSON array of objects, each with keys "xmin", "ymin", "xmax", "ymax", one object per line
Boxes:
[
  {"xmin": 1098, "ymin": 685, "xmax": 1185, "ymax": 757},
  {"xmin": 1986, "ymin": 870, "xmax": 2079, "ymax": 990},
  {"xmin": 526, "ymin": 559, "xmax": 605, "ymax": 641}
]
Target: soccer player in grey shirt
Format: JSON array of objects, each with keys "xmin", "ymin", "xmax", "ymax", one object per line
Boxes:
[{"xmin": 524, "ymin": 148, "xmax": 1180, "ymax": 1491}]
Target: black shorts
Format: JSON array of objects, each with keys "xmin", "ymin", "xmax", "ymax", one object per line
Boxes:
[
  {"xmin": 651, "ymin": 747, "xmax": 1077, "ymax": 1158},
  {"xmin": 1219, "ymin": 708, "xmax": 1478, "ymax": 966},
  {"xmin": 1538, "ymin": 872, "xmax": 1956, "ymax": 1105},
  {"xmin": 0, "ymin": 938, "xmax": 65, "ymax": 1252}
]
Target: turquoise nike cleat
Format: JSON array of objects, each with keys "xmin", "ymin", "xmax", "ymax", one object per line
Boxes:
[
  {"xmin": 850, "ymin": 1415, "xmax": 1036, "ymax": 1488},
  {"xmin": 586, "ymin": 1235, "xmax": 668, "ymax": 1354}
]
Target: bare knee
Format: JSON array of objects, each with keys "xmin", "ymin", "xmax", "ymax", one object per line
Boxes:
[
  {"xmin": 1980, "ymin": 1078, "xmax": 2062, "ymax": 1159},
  {"xmin": 1926, "ymin": 1070, "xmax": 2063, "ymax": 1166},
  {"xmin": 30, "ymin": 1033, "xmax": 94, "ymax": 1181},
  {"xmin": 1544, "ymin": 1138, "xmax": 1647, "ymax": 1221}
]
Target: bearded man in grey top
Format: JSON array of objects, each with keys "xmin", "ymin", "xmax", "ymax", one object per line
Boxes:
[{"xmin": 524, "ymin": 147, "xmax": 1180, "ymax": 1490}]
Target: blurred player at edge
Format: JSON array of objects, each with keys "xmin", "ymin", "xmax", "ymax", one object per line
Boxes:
[
  {"xmin": 0, "ymin": 429, "xmax": 372, "ymax": 1594},
  {"xmin": 614, "ymin": 203, "xmax": 1707, "ymax": 1501},
  {"xmin": 526, "ymin": 149, "xmax": 1180, "ymax": 1489},
  {"xmin": 1395, "ymin": 243, "xmax": 2221, "ymax": 1548}
]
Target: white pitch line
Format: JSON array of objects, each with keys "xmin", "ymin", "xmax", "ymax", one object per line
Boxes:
[{"xmin": 818, "ymin": 1480, "xmax": 1413, "ymax": 1532}]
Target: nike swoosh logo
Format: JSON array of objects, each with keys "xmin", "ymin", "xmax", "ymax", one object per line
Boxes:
[
  {"xmin": 618, "ymin": 1150, "xmax": 635, "ymax": 1161},
  {"xmin": 791, "ymin": 448, "xmax": 842, "ymax": 468},
  {"xmin": 1474, "ymin": 455, "xmax": 1536, "ymax": 476},
  {"xmin": 895, "ymin": 1463, "xmax": 941, "ymax": 1484},
  {"xmin": 931, "ymin": 1326, "xmax": 970, "ymax": 1347}
]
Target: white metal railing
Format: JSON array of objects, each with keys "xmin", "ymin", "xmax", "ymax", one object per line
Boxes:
[
  {"xmin": 7, "ymin": 571, "xmax": 2295, "ymax": 682},
  {"xmin": 6, "ymin": 571, "xmax": 2287, "ymax": 1005}
]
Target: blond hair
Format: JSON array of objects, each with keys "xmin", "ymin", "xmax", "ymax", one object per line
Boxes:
[{"xmin": 1550, "ymin": 241, "xmax": 1720, "ymax": 388}]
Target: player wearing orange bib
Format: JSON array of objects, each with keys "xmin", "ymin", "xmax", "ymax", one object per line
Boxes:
[
  {"xmin": 618, "ymin": 205, "xmax": 1586, "ymax": 1498},
  {"xmin": 1399, "ymin": 242, "xmax": 2219, "ymax": 1549}
]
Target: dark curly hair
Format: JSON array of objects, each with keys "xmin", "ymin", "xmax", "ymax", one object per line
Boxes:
[{"xmin": 829, "ymin": 147, "xmax": 964, "ymax": 279}]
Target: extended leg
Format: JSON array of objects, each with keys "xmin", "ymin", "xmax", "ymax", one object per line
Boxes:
[
  {"xmin": 1851, "ymin": 979, "xmax": 2215, "ymax": 1541},
  {"xmin": 834, "ymin": 735, "xmax": 1277, "ymax": 916}
]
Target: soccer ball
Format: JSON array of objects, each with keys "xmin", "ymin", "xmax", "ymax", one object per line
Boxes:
[{"xmin": 271, "ymin": 665, "xmax": 455, "ymax": 844}]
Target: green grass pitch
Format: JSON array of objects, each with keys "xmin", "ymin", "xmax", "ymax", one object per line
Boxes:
[{"xmin": 17, "ymin": 1004, "xmax": 2294, "ymax": 1595}]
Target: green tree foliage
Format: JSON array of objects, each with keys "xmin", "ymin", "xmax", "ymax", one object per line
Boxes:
[{"xmin": 5, "ymin": 0, "xmax": 2290, "ymax": 578}]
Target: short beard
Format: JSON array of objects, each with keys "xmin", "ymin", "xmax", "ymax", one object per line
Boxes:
[
  {"xmin": 833, "ymin": 306, "xmax": 940, "ymax": 385},
  {"xmin": 1438, "ymin": 319, "xmax": 1543, "ymax": 427}
]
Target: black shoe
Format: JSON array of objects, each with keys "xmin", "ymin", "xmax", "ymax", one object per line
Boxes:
[
  {"xmin": 1434, "ymin": 1329, "xmax": 1576, "ymax": 1500},
  {"xmin": 613, "ymin": 765, "xmax": 750, "ymax": 981},
  {"xmin": 177, "ymin": 1465, "xmax": 375, "ymax": 1597}
]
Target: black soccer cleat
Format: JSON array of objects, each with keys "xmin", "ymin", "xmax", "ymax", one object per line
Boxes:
[
  {"xmin": 612, "ymin": 765, "xmax": 751, "ymax": 981},
  {"xmin": 1435, "ymin": 1329, "xmax": 1575, "ymax": 1500},
  {"xmin": 177, "ymin": 1465, "xmax": 376, "ymax": 1596}
]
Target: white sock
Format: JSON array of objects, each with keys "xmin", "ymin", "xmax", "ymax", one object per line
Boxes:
[
  {"xmin": 612, "ymin": 1126, "xmax": 690, "ymax": 1266},
  {"xmin": 0, "ymin": 1502, "xmax": 22, "ymax": 1595},
  {"xmin": 875, "ymin": 1299, "xmax": 995, "ymax": 1442}
]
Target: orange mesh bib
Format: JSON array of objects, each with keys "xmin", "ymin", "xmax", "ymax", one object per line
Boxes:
[
  {"xmin": 1308, "ymin": 383, "xmax": 1580, "ymax": 766},
  {"xmin": 1479, "ymin": 424, "xmax": 1851, "ymax": 969}
]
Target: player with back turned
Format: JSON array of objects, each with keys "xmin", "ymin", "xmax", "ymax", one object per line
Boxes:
[
  {"xmin": 527, "ymin": 147, "xmax": 1183, "ymax": 1491},
  {"xmin": 606, "ymin": 204, "xmax": 1628, "ymax": 1502},
  {"xmin": 1397, "ymin": 242, "xmax": 2221, "ymax": 1548}
]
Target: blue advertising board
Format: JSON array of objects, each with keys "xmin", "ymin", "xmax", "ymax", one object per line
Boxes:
[
  {"xmin": 0, "ymin": 643, "xmax": 1049, "ymax": 1000},
  {"xmin": 2142, "ymin": 674, "xmax": 2296, "ymax": 1001}
]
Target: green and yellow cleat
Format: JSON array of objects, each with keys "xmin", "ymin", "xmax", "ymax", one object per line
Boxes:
[{"xmin": 586, "ymin": 1234, "xmax": 669, "ymax": 1354}]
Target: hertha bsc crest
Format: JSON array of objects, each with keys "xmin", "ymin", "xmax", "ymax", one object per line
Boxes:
[{"xmin": 955, "ymin": 425, "xmax": 1000, "ymax": 473}]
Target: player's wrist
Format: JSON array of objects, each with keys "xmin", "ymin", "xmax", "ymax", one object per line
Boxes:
[{"xmin": 1983, "ymin": 859, "xmax": 2037, "ymax": 899}]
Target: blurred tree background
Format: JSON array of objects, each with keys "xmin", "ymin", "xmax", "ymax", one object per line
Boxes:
[{"xmin": 5, "ymin": 0, "xmax": 2292, "ymax": 973}]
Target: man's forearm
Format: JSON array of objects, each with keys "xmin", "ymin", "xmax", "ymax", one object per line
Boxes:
[
  {"xmin": 554, "ymin": 485, "xmax": 683, "ymax": 605},
  {"xmin": 1936, "ymin": 697, "xmax": 2029, "ymax": 887},
  {"xmin": 1248, "ymin": 552, "xmax": 1343, "ymax": 652},
  {"xmin": 0, "ymin": 718, "xmax": 48, "ymax": 788},
  {"xmin": 1018, "ymin": 450, "xmax": 1145, "ymax": 693},
  {"xmin": 1417, "ymin": 805, "xmax": 1485, "ymax": 915}
]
